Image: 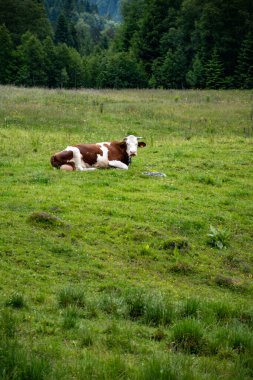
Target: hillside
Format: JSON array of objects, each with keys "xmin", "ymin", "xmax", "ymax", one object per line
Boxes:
[{"xmin": 0, "ymin": 86, "xmax": 252, "ymax": 379}]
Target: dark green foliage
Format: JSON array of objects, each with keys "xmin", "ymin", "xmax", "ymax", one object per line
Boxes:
[
  {"xmin": 15, "ymin": 32, "xmax": 47, "ymax": 86},
  {"xmin": 205, "ymin": 49, "xmax": 224, "ymax": 89},
  {"xmin": 0, "ymin": 25, "xmax": 14, "ymax": 84},
  {"xmin": 1, "ymin": 0, "xmax": 252, "ymax": 88},
  {"xmin": 55, "ymin": 13, "xmax": 72, "ymax": 45},
  {"xmin": 186, "ymin": 53, "xmax": 205, "ymax": 88},
  {"xmin": 0, "ymin": 0, "xmax": 52, "ymax": 44},
  {"xmin": 235, "ymin": 31, "xmax": 253, "ymax": 89}
]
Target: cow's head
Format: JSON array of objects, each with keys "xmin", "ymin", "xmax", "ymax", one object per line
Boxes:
[
  {"xmin": 124, "ymin": 135, "xmax": 146, "ymax": 157},
  {"xmin": 50, "ymin": 150, "xmax": 75, "ymax": 169}
]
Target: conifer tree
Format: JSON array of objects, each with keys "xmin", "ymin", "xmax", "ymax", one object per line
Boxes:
[
  {"xmin": 205, "ymin": 49, "xmax": 224, "ymax": 89},
  {"xmin": 186, "ymin": 53, "xmax": 205, "ymax": 88},
  {"xmin": 0, "ymin": 25, "xmax": 13, "ymax": 84},
  {"xmin": 235, "ymin": 31, "xmax": 253, "ymax": 89},
  {"xmin": 55, "ymin": 13, "xmax": 72, "ymax": 45}
]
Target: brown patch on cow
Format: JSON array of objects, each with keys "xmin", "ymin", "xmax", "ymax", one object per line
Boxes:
[
  {"xmin": 108, "ymin": 141, "xmax": 130, "ymax": 165},
  {"xmin": 50, "ymin": 150, "xmax": 74, "ymax": 169},
  {"xmin": 75, "ymin": 144, "xmax": 103, "ymax": 166}
]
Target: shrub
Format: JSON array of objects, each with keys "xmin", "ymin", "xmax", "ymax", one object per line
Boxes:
[
  {"xmin": 171, "ymin": 319, "xmax": 205, "ymax": 354},
  {"xmin": 207, "ymin": 225, "xmax": 230, "ymax": 249}
]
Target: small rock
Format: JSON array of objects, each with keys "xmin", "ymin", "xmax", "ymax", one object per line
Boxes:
[{"xmin": 142, "ymin": 171, "xmax": 167, "ymax": 177}]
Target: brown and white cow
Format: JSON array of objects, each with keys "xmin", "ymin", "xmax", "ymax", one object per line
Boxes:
[{"xmin": 50, "ymin": 135, "xmax": 146, "ymax": 171}]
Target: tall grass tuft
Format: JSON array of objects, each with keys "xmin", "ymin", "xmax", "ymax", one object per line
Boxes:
[
  {"xmin": 207, "ymin": 300, "xmax": 237, "ymax": 322},
  {"xmin": 123, "ymin": 288, "xmax": 146, "ymax": 320},
  {"xmin": 79, "ymin": 353, "xmax": 129, "ymax": 380},
  {"xmin": 0, "ymin": 339, "xmax": 51, "ymax": 380},
  {"xmin": 5, "ymin": 292, "xmax": 26, "ymax": 309},
  {"xmin": 171, "ymin": 319, "xmax": 205, "ymax": 354},
  {"xmin": 0, "ymin": 309, "xmax": 16, "ymax": 338},
  {"xmin": 99, "ymin": 291, "xmax": 128, "ymax": 318},
  {"xmin": 143, "ymin": 293, "xmax": 174, "ymax": 326},
  {"xmin": 57, "ymin": 286, "xmax": 86, "ymax": 308},
  {"xmin": 62, "ymin": 306, "xmax": 79, "ymax": 330},
  {"xmin": 180, "ymin": 298, "xmax": 201, "ymax": 318},
  {"xmin": 137, "ymin": 357, "xmax": 178, "ymax": 380}
]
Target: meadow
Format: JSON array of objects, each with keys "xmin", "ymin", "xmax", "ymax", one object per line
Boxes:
[{"xmin": 0, "ymin": 86, "xmax": 253, "ymax": 379}]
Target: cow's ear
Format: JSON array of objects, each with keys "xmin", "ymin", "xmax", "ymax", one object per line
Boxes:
[
  {"xmin": 138, "ymin": 142, "xmax": 146, "ymax": 148},
  {"xmin": 120, "ymin": 141, "xmax": 127, "ymax": 147}
]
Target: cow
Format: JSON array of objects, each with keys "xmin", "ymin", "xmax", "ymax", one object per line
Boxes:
[{"xmin": 50, "ymin": 135, "xmax": 146, "ymax": 171}]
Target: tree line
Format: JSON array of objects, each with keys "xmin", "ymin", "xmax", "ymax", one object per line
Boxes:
[{"xmin": 0, "ymin": 0, "xmax": 252, "ymax": 89}]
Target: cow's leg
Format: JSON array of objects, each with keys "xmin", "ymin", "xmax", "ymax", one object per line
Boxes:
[
  {"xmin": 108, "ymin": 160, "xmax": 128, "ymax": 170},
  {"xmin": 66, "ymin": 146, "xmax": 84, "ymax": 171}
]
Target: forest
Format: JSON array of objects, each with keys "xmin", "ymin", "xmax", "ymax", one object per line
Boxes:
[{"xmin": 0, "ymin": 0, "xmax": 252, "ymax": 89}]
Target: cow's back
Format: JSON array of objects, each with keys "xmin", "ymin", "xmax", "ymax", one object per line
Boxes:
[{"xmin": 75, "ymin": 144, "xmax": 103, "ymax": 166}]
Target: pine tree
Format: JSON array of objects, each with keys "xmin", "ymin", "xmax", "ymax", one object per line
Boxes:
[
  {"xmin": 235, "ymin": 31, "xmax": 253, "ymax": 89},
  {"xmin": 186, "ymin": 53, "xmax": 205, "ymax": 88},
  {"xmin": 205, "ymin": 49, "xmax": 224, "ymax": 89},
  {"xmin": 0, "ymin": 25, "xmax": 14, "ymax": 84},
  {"xmin": 55, "ymin": 13, "xmax": 71, "ymax": 45},
  {"xmin": 150, "ymin": 46, "xmax": 187, "ymax": 89}
]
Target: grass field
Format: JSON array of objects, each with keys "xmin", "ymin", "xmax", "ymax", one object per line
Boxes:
[{"xmin": 0, "ymin": 86, "xmax": 253, "ymax": 379}]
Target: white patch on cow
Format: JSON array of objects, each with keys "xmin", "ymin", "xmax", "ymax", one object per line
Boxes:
[
  {"xmin": 124, "ymin": 135, "xmax": 139, "ymax": 157},
  {"xmin": 66, "ymin": 146, "xmax": 85, "ymax": 171},
  {"xmin": 109, "ymin": 160, "xmax": 128, "ymax": 170},
  {"xmin": 95, "ymin": 143, "xmax": 110, "ymax": 168}
]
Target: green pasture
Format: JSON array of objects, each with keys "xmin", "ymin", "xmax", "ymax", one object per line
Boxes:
[{"xmin": 0, "ymin": 86, "xmax": 252, "ymax": 379}]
